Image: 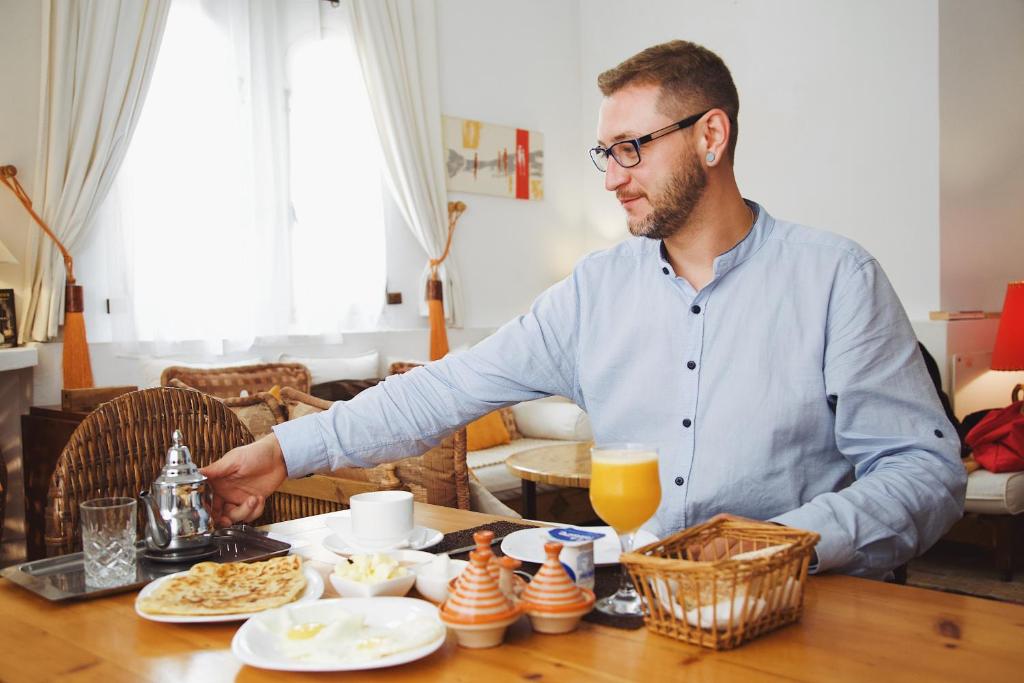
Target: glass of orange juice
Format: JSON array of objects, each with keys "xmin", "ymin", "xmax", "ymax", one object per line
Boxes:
[{"xmin": 589, "ymin": 443, "xmax": 661, "ymax": 616}]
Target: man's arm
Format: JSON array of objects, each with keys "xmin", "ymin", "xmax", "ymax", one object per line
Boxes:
[
  {"xmin": 273, "ymin": 269, "xmax": 584, "ymax": 477},
  {"xmin": 770, "ymin": 258, "xmax": 967, "ymax": 577}
]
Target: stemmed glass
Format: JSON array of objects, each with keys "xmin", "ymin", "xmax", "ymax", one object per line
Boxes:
[{"xmin": 589, "ymin": 444, "xmax": 661, "ymax": 616}]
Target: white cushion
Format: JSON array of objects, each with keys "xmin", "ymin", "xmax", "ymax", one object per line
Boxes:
[
  {"xmin": 468, "ymin": 476, "xmax": 522, "ymax": 517},
  {"xmin": 468, "ymin": 437, "xmax": 585, "ymax": 495},
  {"xmin": 511, "ymin": 397, "xmax": 592, "ymax": 441},
  {"xmin": 279, "ymin": 350, "xmax": 379, "ymax": 383},
  {"xmin": 964, "ymin": 469, "xmax": 1024, "ymax": 515},
  {"xmin": 139, "ymin": 357, "xmax": 262, "ymax": 389}
]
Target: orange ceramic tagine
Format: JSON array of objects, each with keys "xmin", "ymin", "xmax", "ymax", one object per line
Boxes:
[
  {"xmin": 449, "ymin": 530, "xmax": 527, "ymax": 601},
  {"xmin": 439, "ymin": 547, "xmax": 522, "ymax": 648},
  {"xmin": 519, "ymin": 541, "xmax": 596, "ymax": 634}
]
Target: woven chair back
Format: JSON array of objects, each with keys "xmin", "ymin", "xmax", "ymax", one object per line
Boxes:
[
  {"xmin": 160, "ymin": 362, "xmax": 312, "ymax": 399},
  {"xmin": 44, "ymin": 387, "xmax": 254, "ymax": 556}
]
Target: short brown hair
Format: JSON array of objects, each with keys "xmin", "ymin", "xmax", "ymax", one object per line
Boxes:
[{"xmin": 598, "ymin": 40, "xmax": 740, "ymax": 161}]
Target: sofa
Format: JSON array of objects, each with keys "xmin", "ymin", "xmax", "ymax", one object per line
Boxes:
[
  {"xmin": 953, "ymin": 469, "xmax": 1024, "ymax": 580},
  {"xmin": 161, "ymin": 361, "xmax": 596, "ymax": 523},
  {"xmin": 467, "ymin": 396, "xmax": 595, "ymax": 522}
]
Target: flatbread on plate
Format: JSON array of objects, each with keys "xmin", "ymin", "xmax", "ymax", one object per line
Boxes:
[{"xmin": 138, "ymin": 555, "xmax": 306, "ymax": 616}]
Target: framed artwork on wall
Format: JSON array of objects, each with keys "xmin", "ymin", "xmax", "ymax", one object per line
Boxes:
[
  {"xmin": 0, "ymin": 289, "xmax": 17, "ymax": 347},
  {"xmin": 442, "ymin": 115, "xmax": 544, "ymax": 200}
]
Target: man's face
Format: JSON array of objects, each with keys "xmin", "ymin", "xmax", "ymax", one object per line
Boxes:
[{"xmin": 596, "ymin": 84, "xmax": 707, "ymax": 240}]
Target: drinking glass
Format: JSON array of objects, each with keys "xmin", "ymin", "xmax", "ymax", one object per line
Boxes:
[
  {"xmin": 81, "ymin": 497, "xmax": 138, "ymax": 588},
  {"xmin": 589, "ymin": 444, "xmax": 661, "ymax": 616}
]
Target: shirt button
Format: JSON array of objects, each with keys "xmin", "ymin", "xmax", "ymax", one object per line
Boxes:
[
  {"xmin": 686, "ymin": 360, "xmax": 696, "ymax": 370},
  {"xmin": 691, "ymin": 304, "xmax": 701, "ymax": 314},
  {"xmin": 934, "ymin": 429, "xmax": 944, "ymax": 438},
  {"xmin": 674, "ymin": 476, "xmax": 685, "ymax": 486},
  {"xmin": 662, "ymin": 267, "xmax": 670, "ymax": 275},
  {"xmin": 682, "ymin": 418, "xmax": 692, "ymax": 428}
]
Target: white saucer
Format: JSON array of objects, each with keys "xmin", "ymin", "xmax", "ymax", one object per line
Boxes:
[
  {"xmin": 321, "ymin": 511, "xmax": 443, "ymax": 554},
  {"xmin": 322, "ymin": 528, "xmax": 443, "ymax": 555}
]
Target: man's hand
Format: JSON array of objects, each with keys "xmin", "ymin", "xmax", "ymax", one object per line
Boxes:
[{"xmin": 200, "ymin": 433, "xmax": 288, "ymax": 527}]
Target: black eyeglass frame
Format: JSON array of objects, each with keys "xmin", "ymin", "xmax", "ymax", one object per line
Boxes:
[{"xmin": 589, "ymin": 109, "xmax": 712, "ymax": 172}]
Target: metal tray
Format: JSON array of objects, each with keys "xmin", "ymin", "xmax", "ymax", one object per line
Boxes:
[{"xmin": 0, "ymin": 526, "xmax": 291, "ymax": 602}]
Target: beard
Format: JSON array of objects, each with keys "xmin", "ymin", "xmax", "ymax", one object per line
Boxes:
[{"xmin": 625, "ymin": 150, "xmax": 707, "ymax": 240}]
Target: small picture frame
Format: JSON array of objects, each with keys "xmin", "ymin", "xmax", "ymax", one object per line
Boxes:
[{"xmin": 0, "ymin": 289, "xmax": 18, "ymax": 348}]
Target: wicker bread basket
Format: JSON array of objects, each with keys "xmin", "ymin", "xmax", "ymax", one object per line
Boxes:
[{"xmin": 621, "ymin": 518, "xmax": 819, "ymax": 650}]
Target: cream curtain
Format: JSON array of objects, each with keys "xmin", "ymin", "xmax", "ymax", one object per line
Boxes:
[
  {"xmin": 21, "ymin": 0, "xmax": 170, "ymax": 342},
  {"xmin": 350, "ymin": 0, "xmax": 463, "ymax": 326}
]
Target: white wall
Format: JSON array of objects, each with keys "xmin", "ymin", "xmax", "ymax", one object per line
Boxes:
[
  {"xmin": 0, "ymin": 0, "xmax": 41, "ymax": 307},
  {"xmin": 579, "ymin": 0, "xmax": 942, "ymax": 322},
  {"xmin": 0, "ymin": 0, "xmax": 42, "ymax": 565},
  {"xmin": 939, "ymin": 0, "xmax": 1024, "ymax": 313},
  {"xmin": 432, "ymin": 0, "xmax": 585, "ymax": 327}
]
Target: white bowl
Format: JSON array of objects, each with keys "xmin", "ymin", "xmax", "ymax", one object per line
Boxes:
[
  {"xmin": 329, "ymin": 570, "xmax": 416, "ymax": 598},
  {"xmin": 414, "ymin": 559, "xmax": 469, "ymax": 604}
]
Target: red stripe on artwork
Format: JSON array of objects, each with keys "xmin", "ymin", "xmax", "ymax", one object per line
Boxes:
[{"xmin": 515, "ymin": 129, "xmax": 529, "ymax": 200}]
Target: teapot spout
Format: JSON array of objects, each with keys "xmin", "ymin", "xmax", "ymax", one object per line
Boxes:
[{"xmin": 139, "ymin": 490, "xmax": 171, "ymax": 549}]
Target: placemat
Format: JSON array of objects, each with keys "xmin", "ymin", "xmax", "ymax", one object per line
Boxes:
[
  {"xmin": 432, "ymin": 521, "xmax": 538, "ymax": 555},
  {"xmin": 439, "ymin": 522, "xmax": 644, "ymax": 630}
]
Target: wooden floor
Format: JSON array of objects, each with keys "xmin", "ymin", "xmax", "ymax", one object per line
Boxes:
[{"xmin": 907, "ymin": 540, "xmax": 1024, "ymax": 604}]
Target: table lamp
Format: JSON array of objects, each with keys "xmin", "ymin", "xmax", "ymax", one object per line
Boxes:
[{"xmin": 991, "ymin": 281, "xmax": 1024, "ymax": 405}]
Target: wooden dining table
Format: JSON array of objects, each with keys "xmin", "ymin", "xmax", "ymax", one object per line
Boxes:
[{"xmin": 1, "ymin": 503, "xmax": 1022, "ymax": 682}]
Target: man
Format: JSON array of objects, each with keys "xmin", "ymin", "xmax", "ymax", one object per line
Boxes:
[{"xmin": 203, "ymin": 40, "xmax": 966, "ymax": 579}]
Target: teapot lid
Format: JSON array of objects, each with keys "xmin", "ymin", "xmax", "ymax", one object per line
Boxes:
[{"xmin": 155, "ymin": 430, "xmax": 206, "ymax": 486}]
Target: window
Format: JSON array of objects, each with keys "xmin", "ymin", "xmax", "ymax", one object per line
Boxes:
[{"xmin": 81, "ymin": 0, "xmax": 386, "ymax": 346}]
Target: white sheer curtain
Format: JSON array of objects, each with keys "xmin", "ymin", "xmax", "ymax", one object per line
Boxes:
[
  {"xmin": 21, "ymin": 0, "xmax": 170, "ymax": 342},
  {"xmin": 350, "ymin": 0, "xmax": 463, "ymax": 326},
  {"xmin": 103, "ymin": 0, "xmax": 291, "ymax": 350},
  {"xmin": 287, "ymin": 2, "xmax": 387, "ymax": 334},
  {"xmin": 94, "ymin": 0, "xmax": 386, "ymax": 351}
]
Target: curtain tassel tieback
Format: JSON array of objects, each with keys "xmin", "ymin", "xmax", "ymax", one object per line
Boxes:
[
  {"xmin": 0, "ymin": 165, "xmax": 94, "ymax": 388},
  {"xmin": 426, "ymin": 201, "xmax": 466, "ymax": 361}
]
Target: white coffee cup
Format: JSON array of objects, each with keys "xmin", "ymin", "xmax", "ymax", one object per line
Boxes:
[{"xmin": 349, "ymin": 490, "xmax": 415, "ymax": 547}]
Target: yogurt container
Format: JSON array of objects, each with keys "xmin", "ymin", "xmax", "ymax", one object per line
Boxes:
[{"xmin": 546, "ymin": 527, "xmax": 605, "ymax": 590}]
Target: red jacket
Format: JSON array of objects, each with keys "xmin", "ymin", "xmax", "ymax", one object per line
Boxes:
[{"xmin": 966, "ymin": 401, "xmax": 1024, "ymax": 472}]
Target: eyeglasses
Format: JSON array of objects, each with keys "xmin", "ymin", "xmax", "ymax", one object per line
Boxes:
[{"xmin": 589, "ymin": 110, "xmax": 711, "ymax": 172}]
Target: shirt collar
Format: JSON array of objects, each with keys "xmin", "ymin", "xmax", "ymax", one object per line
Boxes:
[{"xmin": 655, "ymin": 199, "xmax": 774, "ymax": 281}]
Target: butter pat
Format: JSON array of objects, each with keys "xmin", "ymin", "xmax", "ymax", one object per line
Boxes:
[{"xmin": 334, "ymin": 554, "xmax": 409, "ymax": 584}]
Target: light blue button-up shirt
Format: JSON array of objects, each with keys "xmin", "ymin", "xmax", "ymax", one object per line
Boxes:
[{"xmin": 275, "ymin": 201, "xmax": 966, "ymax": 579}]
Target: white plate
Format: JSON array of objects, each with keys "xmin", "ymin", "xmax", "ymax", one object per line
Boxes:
[
  {"xmin": 500, "ymin": 526, "xmax": 659, "ymax": 566},
  {"xmin": 231, "ymin": 597, "xmax": 445, "ymax": 672},
  {"xmin": 135, "ymin": 564, "xmax": 324, "ymax": 623}
]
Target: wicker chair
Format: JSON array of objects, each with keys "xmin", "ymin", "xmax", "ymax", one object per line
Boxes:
[
  {"xmin": 160, "ymin": 362, "xmax": 312, "ymax": 399},
  {"xmin": 44, "ymin": 387, "xmax": 259, "ymax": 556}
]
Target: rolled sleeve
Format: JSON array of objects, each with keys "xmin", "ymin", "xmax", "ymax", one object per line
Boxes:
[
  {"xmin": 770, "ymin": 502, "xmax": 856, "ymax": 574},
  {"xmin": 272, "ymin": 415, "xmax": 332, "ymax": 478},
  {"xmin": 785, "ymin": 258, "xmax": 966, "ymax": 577}
]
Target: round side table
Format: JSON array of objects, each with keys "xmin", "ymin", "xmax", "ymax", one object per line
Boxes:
[{"xmin": 504, "ymin": 442, "xmax": 592, "ymax": 519}]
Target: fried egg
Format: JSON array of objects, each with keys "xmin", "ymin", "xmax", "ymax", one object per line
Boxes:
[{"xmin": 257, "ymin": 601, "xmax": 444, "ymax": 664}]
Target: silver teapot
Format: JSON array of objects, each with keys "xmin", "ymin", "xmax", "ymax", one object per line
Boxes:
[{"xmin": 139, "ymin": 429, "xmax": 215, "ymax": 552}]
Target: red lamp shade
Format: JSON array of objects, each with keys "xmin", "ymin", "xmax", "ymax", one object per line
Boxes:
[{"xmin": 992, "ymin": 281, "xmax": 1024, "ymax": 370}]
